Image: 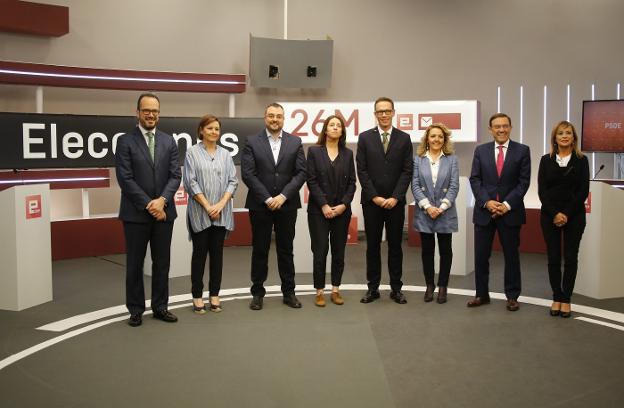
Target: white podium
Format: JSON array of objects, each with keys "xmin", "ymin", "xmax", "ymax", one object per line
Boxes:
[
  {"xmin": 145, "ymin": 201, "xmax": 192, "ymax": 278},
  {"xmin": 419, "ymin": 176, "xmax": 474, "ymax": 276},
  {"xmin": 450, "ymin": 176, "xmax": 474, "ymax": 276},
  {"xmin": 293, "ymin": 186, "xmax": 314, "ymax": 274},
  {"xmin": 0, "ymin": 184, "xmax": 53, "ymax": 311},
  {"xmin": 576, "ymin": 181, "xmax": 624, "ymax": 299}
]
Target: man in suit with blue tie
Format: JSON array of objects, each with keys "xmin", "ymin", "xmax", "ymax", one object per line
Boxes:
[
  {"xmin": 115, "ymin": 93, "xmax": 182, "ymax": 326},
  {"xmin": 468, "ymin": 113, "xmax": 531, "ymax": 311},
  {"xmin": 241, "ymin": 103, "xmax": 307, "ymax": 310},
  {"xmin": 357, "ymin": 97, "xmax": 414, "ymax": 304}
]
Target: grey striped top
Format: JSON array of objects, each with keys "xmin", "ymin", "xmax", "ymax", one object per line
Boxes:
[{"xmin": 183, "ymin": 143, "xmax": 238, "ymax": 236}]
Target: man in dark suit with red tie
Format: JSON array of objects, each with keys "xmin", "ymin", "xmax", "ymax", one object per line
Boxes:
[
  {"xmin": 115, "ymin": 93, "xmax": 182, "ymax": 327},
  {"xmin": 357, "ymin": 97, "xmax": 414, "ymax": 304},
  {"xmin": 241, "ymin": 103, "xmax": 307, "ymax": 310},
  {"xmin": 468, "ymin": 113, "xmax": 531, "ymax": 311}
]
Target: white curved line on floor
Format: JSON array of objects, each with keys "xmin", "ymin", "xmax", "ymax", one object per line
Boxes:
[
  {"xmin": 1, "ymin": 285, "xmax": 622, "ymax": 372},
  {"xmin": 37, "ymin": 284, "xmax": 624, "ymax": 332},
  {"xmin": 575, "ymin": 317, "xmax": 624, "ymax": 332}
]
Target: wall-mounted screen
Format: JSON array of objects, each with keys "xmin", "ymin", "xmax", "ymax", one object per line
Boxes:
[{"xmin": 581, "ymin": 100, "xmax": 624, "ymax": 152}]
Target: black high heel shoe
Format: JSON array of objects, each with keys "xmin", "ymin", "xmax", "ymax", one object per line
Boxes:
[
  {"xmin": 549, "ymin": 302, "xmax": 561, "ymax": 317},
  {"xmin": 560, "ymin": 303, "xmax": 572, "ymax": 318},
  {"xmin": 192, "ymin": 300, "xmax": 207, "ymax": 315}
]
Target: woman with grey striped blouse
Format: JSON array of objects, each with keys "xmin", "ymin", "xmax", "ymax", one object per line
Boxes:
[{"xmin": 183, "ymin": 114, "xmax": 238, "ymax": 314}]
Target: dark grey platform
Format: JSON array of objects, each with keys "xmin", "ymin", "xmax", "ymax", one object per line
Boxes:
[{"xmin": 1, "ymin": 244, "xmax": 623, "ymax": 407}]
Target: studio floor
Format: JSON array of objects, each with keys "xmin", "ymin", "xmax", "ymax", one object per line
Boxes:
[{"xmin": 1, "ymin": 243, "xmax": 623, "ymax": 408}]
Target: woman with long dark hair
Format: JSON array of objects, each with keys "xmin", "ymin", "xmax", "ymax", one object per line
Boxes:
[{"xmin": 306, "ymin": 115, "xmax": 356, "ymax": 307}]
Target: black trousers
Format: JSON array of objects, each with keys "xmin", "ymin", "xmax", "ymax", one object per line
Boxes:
[
  {"xmin": 540, "ymin": 213, "xmax": 586, "ymax": 303},
  {"xmin": 420, "ymin": 232, "xmax": 453, "ymax": 287},
  {"xmin": 362, "ymin": 203, "xmax": 405, "ymax": 292},
  {"xmin": 474, "ymin": 219, "xmax": 522, "ymax": 300},
  {"xmin": 123, "ymin": 220, "xmax": 174, "ymax": 314},
  {"xmin": 308, "ymin": 212, "xmax": 350, "ymax": 289},
  {"xmin": 190, "ymin": 226, "xmax": 227, "ymax": 298},
  {"xmin": 249, "ymin": 209, "xmax": 297, "ymax": 297}
]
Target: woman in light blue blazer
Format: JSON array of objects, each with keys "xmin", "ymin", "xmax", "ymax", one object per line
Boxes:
[{"xmin": 411, "ymin": 123, "xmax": 459, "ymax": 304}]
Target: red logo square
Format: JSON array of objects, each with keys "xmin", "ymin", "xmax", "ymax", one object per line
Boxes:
[
  {"xmin": 174, "ymin": 186, "xmax": 188, "ymax": 206},
  {"xmin": 25, "ymin": 195, "xmax": 42, "ymax": 219},
  {"xmin": 396, "ymin": 114, "xmax": 414, "ymax": 131}
]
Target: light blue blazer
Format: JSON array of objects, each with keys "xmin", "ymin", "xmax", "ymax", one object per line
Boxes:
[{"xmin": 411, "ymin": 154, "xmax": 459, "ymax": 234}]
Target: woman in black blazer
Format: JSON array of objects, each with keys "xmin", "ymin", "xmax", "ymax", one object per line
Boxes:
[
  {"xmin": 306, "ymin": 115, "xmax": 356, "ymax": 307},
  {"xmin": 538, "ymin": 121, "xmax": 589, "ymax": 318}
]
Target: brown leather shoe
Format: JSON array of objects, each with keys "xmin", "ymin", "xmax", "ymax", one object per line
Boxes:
[
  {"xmin": 315, "ymin": 293, "xmax": 326, "ymax": 307},
  {"xmin": 436, "ymin": 286, "xmax": 448, "ymax": 304},
  {"xmin": 330, "ymin": 292, "xmax": 344, "ymax": 305},
  {"xmin": 506, "ymin": 299, "xmax": 520, "ymax": 311},
  {"xmin": 424, "ymin": 285, "xmax": 435, "ymax": 302},
  {"xmin": 467, "ymin": 297, "xmax": 491, "ymax": 307}
]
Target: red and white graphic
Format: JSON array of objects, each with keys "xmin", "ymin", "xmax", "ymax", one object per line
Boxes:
[
  {"xmin": 347, "ymin": 216, "xmax": 358, "ymax": 244},
  {"xmin": 396, "ymin": 114, "xmax": 414, "ymax": 131},
  {"xmin": 280, "ymin": 101, "xmax": 478, "ymax": 143},
  {"xmin": 174, "ymin": 186, "xmax": 188, "ymax": 206},
  {"xmin": 418, "ymin": 113, "xmax": 462, "ymax": 130},
  {"xmin": 585, "ymin": 192, "xmax": 591, "ymax": 213},
  {"xmin": 25, "ymin": 195, "xmax": 42, "ymax": 219}
]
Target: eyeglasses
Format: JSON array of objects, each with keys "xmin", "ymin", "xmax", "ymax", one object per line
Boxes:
[
  {"xmin": 140, "ymin": 109, "xmax": 160, "ymax": 115},
  {"xmin": 491, "ymin": 124, "xmax": 510, "ymax": 130},
  {"xmin": 265, "ymin": 114, "xmax": 284, "ymax": 120},
  {"xmin": 374, "ymin": 110, "xmax": 394, "ymax": 116}
]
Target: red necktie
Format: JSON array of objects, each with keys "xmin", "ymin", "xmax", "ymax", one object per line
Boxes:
[{"xmin": 496, "ymin": 145, "xmax": 504, "ymax": 177}]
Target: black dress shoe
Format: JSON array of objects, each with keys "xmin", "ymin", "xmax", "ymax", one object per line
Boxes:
[
  {"xmin": 467, "ymin": 297, "xmax": 491, "ymax": 307},
  {"xmin": 249, "ymin": 296, "xmax": 263, "ymax": 310},
  {"xmin": 283, "ymin": 294, "xmax": 302, "ymax": 308},
  {"xmin": 424, "ymin": 285, "xmax": 435, "ymax": 303},
  {"xmin": 390, "ymin": 291, "xmax": 407, "ymax": 304},
  {"xmin": 360, "ymin": 290, "xmax": 381, "ymax": 303},
  {"xmin": 436, "ymin": 287, "xmax": 448, "ymax": 304},
  {"xmin": 128, "ymin": 313, "xmax": 142, "ymax": 327},
  {"xmin": 153, "ymin": 309, "xmax": 178, "ymax": 322}
]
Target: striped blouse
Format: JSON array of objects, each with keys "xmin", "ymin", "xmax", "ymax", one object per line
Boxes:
[{"xmin": 183, "ymin": 143, "xmax": 238, "ymax": 236}]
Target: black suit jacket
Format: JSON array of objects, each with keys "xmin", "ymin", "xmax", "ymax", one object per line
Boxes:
[
  {"xmin": 241, "ymin": 130, "xmax": 307, "ymax": 211},
  {"xmin": 469, "ymin": 140, "xmax": 531, "ymax": 226},
  {"xmin": 306, "ymin": 145, "xmax": 356, "ymax": 215},
  {"xmin": 537, "ymin": 153, "xmax": 589, "ymax": 222},
  {"xmin": 356, "ymin": 127, "xmax": 413, "ymax": 205},
  {"xmin": 115, "ymin": 127, "xmax": 182, "ymax": 222}
]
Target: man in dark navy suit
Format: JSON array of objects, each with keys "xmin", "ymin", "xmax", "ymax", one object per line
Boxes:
[
  {"xmin": 241, "ymin": 103, "xmax": 307, "ymax": 310},
  {"xmin": 468, "ymin": 113, "xmax": 531, "ymax": 311},
  {"xmin": 356, "ymin": 97, "xmax": 413, "ymax": 304},
  {"xmin": 115, "ymin": 93, "xmax": 182, "ymax": 326}
]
